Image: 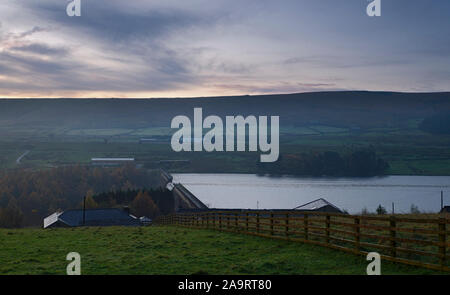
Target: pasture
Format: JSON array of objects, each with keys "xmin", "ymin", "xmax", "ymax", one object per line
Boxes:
[{"xmin": 0, "ymin": 226, "xmax": 443, "ymax": 275}]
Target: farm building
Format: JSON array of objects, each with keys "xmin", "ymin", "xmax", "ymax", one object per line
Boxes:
[
  {"xmin": 43, "ymin": 208, "xmax": 141, "ymax": 228},
  {"xmin": 293, "ymin": 198, "xmax": 344, "ymax": 213},
  {"xmin": 139, "ymin": 138, "xmax": 157, "ymax": 144},
  {"xmin": 440, "ymin": 206, "xmax": 450, "ymax": 213},
  {"xmin": 91, "ymin": 158, "xmax": 135, "ymax": 167}
]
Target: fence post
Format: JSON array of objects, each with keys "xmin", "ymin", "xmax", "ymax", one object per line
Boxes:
[
  {"xmin": 270, "ymin": 213, "xmax": 274, "ymax": 236},
  {"xmin": 227, "ymin": 214, "xmax": 230, "ymax": 229},
  {"xmin": 219, "ymin": 213, "xmax": 222, "ymax": 229},
  {"xmin": 326, "ymin": 215, "xmax": 331, "ymax": 245},
  {"xmin": 304, "ymin": 214, "xmax": 309, "ymax": 240},
  {"xmin": 439, "ymin": 218, "xmax": 446, "ymax": 268},
  {"xmin": 246, "ymin": 212, "xmax": 249, "ymax": 232},
  {"xmin": 235, "ymin": 213, "xmax": 238, "ymax": 231},
  {"xmin": 390, "ymin": 216, "xmax": 397, "ymax": 258},
  {"xmin": 256, "ymin": 213, "xmax": 260, "ymax": 233},
  {"xmin": 286, "ymin": 213, "xmax": 289, "ymax": 238},
  {"xmin": 355, "ymin": 217, "xmax": 360, "ymax": 251}
]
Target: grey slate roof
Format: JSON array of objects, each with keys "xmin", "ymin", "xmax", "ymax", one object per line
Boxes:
[
  {"xmin": 44, "ymin": 208, "xmax": 140, "ymax": 228},
  {"xmin": 293, "ymin": 198, "xmax": 342, "ymax": 212}
]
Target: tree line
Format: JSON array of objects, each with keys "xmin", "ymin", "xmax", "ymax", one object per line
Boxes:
[
  {"xmin": 89, "ymin": 188, "xmax": 175, "ymax": 218},
  {"xmin": 257, "ymin": 149, "xmax": 389, "ymax": 177}
]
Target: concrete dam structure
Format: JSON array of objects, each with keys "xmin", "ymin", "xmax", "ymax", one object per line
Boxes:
[{"xmin": 160, "ymin": 169, "xmax": 208, "ymax": 211}]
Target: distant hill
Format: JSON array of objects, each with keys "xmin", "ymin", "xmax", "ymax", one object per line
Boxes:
[{"xmin": 0, "ymin": 91, "xmax": 449, "ymax": 130}]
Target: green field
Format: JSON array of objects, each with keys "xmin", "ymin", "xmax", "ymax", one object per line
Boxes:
[
  {"xmin": 0, "ymin": 226, "xmax": 443, "ymax": 275},
  {"xmin": 2, "ymin": 120, "xmax": 450, "ymax": 175}
]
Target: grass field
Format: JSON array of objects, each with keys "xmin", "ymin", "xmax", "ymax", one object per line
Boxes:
[
  {"xmin": 0, "ymin": 226, "xmax": 444, "ymax": 275},
  {"xmin": 1, "ymin": 117, "xmax": 450, "ymax": 175},
  {"xmin": 3, "ymin": 133, "xmax": 450, "ymax": 175}
]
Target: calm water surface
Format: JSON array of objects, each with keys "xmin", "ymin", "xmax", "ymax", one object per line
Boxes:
[{"xmin": 172, "ymin": 174, "xmax": 450, "ymax": 214}]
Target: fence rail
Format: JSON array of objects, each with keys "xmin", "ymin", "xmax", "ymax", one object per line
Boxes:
[{"xmin": 155, "ymin": 210, "xmax": 449, "ymax": 272}]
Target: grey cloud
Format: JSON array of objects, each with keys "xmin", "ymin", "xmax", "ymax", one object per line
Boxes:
[
  {"xmin": 0, "ymin": 42, "xmax": 194, "ymax": 94},
  {"xmin": 10, "ymin": 43, "xmax": 69, "ymax": 56},
  {"xmin": 4, "ymin": 1, "xmax": 225, "ymax": 93},
  {"xmin": 283, "ymin": 55, "xmax": 412, "ymax": 69},
  {"xmin": 297, "ymin": 82, "xmax": 335, "ymax": 88},
  {"xmin": 14, "ymin": 26, "xmax": 51, "ymax": 39},
  {"xmin": 22, "ymin": 1, "xmax": 215, "ymax": 43},
  {"xmin": 1, "ymin": 1, "xmax": 262, "ymax": 95},
  {"xmin": 214, "ymin": 62, "xmax": 251, "ymax": 74},
  {"xmin": 0, "ymin": 51, "xmax": 67, "ymax": 75}
]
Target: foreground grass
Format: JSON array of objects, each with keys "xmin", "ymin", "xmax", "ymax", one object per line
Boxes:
[{"xmin": 0, "ymin": 226, "xmax": 445, "ymax": 275}]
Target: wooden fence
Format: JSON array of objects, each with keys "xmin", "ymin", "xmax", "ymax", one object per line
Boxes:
[{"xmin": 155, "ymin": 210, "xmax": 450, "ymax": 272}]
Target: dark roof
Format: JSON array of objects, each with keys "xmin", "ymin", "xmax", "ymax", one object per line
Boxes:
[
  {"xmin": 45, "ymin": 208, "xmax": 140, "ymax": 228},
  {"xmin": 440, "ymin": 206, "xmax": 450, "ymax": 213}
]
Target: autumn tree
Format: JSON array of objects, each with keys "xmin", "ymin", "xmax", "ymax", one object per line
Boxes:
[
  {"xmin": 83, "ymin": 190, "xmax": 98, "ymax": 209},
  {"xmin": 0, "ymin": 197, "xmax": 24, "ymax": 228},
  {"xmin": 131, "ymin": 191, "xmax": 160, "ymax": 218}
]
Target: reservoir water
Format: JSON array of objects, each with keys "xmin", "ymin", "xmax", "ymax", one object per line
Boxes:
[{"xmin": 172, "ymin": 174, "xmax": 450, "ymax": 214}]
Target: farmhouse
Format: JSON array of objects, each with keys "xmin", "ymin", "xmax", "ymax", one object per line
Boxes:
[
  {"xmin": 43, "ymin": 208, "xmax": 141, "ymax": 228},
  {"xmin": 294, "ymin": 198, "xmax": 344, "ymax": 213}
]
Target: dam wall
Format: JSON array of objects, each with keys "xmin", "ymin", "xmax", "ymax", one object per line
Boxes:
[{"xmin": 160, "ymin": 169, "xmax": 208, "ymax": 211}]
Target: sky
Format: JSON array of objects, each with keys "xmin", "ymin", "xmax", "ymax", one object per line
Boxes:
[{"xmin": 0, "ymin": 0, "xmax": 449, "ymax": 98}]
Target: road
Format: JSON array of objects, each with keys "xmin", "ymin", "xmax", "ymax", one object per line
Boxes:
[{"xmin": 16, "ymin": 150, "xmax": 30, "ymax": 165}]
